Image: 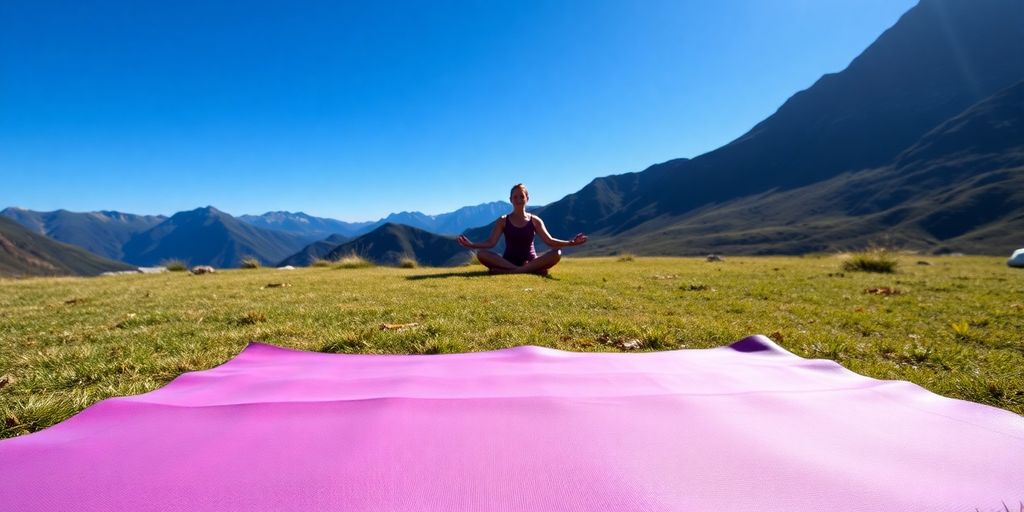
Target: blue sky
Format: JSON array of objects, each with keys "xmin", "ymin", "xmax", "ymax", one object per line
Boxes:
[{"xmin": 1, "ymin": 0, "xmax": 916, "ymax": 221}]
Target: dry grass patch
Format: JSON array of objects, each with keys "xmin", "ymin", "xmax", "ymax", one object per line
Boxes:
[
  {"xmin": 842, "ymin": 248, "xmax": 898, "ymax": 273},
  {"xmin": 399, "ymin": 256, "xmax": 418, "ymax": 269},
  {"xmin": 161, "ymin": 259, "xmax": 188, "ymax": 272},
  {"xmin": 333, "ymin": 254, "xmax": 374, "ymax": 269},
  {"xmin": 240, "ymin": 256, "xmax": 261, "ymax": 269}
]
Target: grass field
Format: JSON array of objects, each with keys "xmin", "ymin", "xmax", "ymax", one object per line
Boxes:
[{"xmin": 1, "ymin": 255, "xmax": 1022, "ymax": 439}]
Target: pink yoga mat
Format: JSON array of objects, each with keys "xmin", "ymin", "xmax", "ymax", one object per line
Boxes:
[{"xmin": 1, "ymin": 336, "xmax": 1021, "ymax": 511}]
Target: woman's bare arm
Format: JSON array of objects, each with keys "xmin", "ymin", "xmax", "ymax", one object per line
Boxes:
[
  {"xmin": 532, "ymin": 216, "xmax": 587, "ymax": 249},
  {"xmin": 457, "ymin": 217, "xmax": 506, "ymax": 249}
]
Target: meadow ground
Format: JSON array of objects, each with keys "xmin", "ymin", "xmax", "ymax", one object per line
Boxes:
[{"xmin": 1, "ymin": 255, "xmax": 1021, "ymax": 438}]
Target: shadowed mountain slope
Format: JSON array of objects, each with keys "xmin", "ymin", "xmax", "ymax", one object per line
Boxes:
[
  {"xmin": 0, "ymin": 216, "xmax": 137, "ymax": 277},
  {"xmin": 588, "ymin": 80, "xmax": 1024, "ymax": 255},
  {"xmin": 122, "ymin": 207, "xmax": 309, "ymax": 268},
  {"xmin": 509, "ymin": 0, "xmax": 1024, "ymax": 253},
  {"xmin": 0, "ymin": 208, "xmax": 165, "ymax": 260},
  {"xmin": 321, "ymin": 223, "xmax": 470, "ymax": 267}
]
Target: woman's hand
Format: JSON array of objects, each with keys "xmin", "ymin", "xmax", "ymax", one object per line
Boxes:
[
  {"xmin": 457, "ymin": 235, "xmax": 474, "ymax": 249},
  {"xmin": 569, "ymin": 233, "xmax": 588, "ymax": 247}
]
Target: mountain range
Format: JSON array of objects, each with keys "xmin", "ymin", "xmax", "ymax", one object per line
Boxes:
[
  {"xmin": 0, "ymin": 208, "xmax": 166, "ymax": 260},
  {"xmin": 119, "ymin": 207, "xmax": 311, "ymax": 268},
  {"xmin": 377, "ymin": 202, "xmax": 512, "ymax": 236},
  {"xmin": 0, "ymin": 216, "xmax": 136, "ymax": 277},
  {"xmin": 235, "ymin": 212, "xmax": 374, "ymax": 241},
  {"xmin": 238, "ymin": 201, "xmax": 511, "ymax": 239},
  {"xmin": 467, "ymin": 0, "xmax": 1024, "ymax": 256},
  {"xmin": 0, "ymin": 202, "xmax": 514, "ymax": 274}
]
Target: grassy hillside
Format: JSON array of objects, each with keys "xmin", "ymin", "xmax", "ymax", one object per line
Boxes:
[{"xmin": 1, "ymin": 255, "xmax": 1021, "ymax": 439}]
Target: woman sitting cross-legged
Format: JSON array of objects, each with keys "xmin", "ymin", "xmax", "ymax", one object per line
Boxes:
[{"xmin": 457, "ymin": 183, "xmax": 588, "ymax": 275}]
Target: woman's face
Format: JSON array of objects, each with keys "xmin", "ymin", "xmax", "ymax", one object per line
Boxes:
[{"xmin": 510, "ymin": 188, "xmax": 528, "ymax": 208}]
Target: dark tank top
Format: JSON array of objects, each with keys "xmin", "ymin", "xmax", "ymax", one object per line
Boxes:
[{"xmin": 502, "ymin": 215, "xmax": 537, "ymax": 266}]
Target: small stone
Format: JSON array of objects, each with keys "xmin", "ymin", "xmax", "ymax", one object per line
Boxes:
[
  {"xmin": 100, "ymin": 270, "xmax": 142, "ymax": 276},
  {"xmin": 381, "ymin": 322, "xmax": 419, "ymax": 331},
  {"xmin": 620, "ymin": 339, "xmax": 642, "ymax": 350},
  {"xmin": 864, "ymin": 287, "xmax": 901, "ymax": 296}
]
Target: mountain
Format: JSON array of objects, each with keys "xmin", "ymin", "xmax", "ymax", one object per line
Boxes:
[
  {"xmin": 591, "ymin": 80, "xmax": 1024, "ymax": 255},
  {"xmin": 0, "ymin": 208, "xmax": 165, "ymax": 260},
  {"xmin": 0, "ymin": 216, "xmax": 137, "ymax": 277},
  {"xmin": 277, "ymin": 234, "xmax": 350, "ymax": 267},
  {"xmin": 237, "ymin": 212, "xmax": 375, "ymax": 241},
  {"xmin": 241, "ymin": 202, "xmax": 513, "ymax": 240},
  {"xmin": 320, "ymin": 223, "xmax": 470, "ymax": 267},
  {"xmin": 121, "ymin": 206, "xmax": 310, "ymax": 268},
  {"xmin": 487, "ymin": 0, "xmax": 1024, "ymax": 255},
  {"xmin": 381, "ymin": 201, "xmax": 512, "ymax": 235}
]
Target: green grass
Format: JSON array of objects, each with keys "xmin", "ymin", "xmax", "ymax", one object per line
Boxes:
[{"xmin": 1, "ymin": 255, "xmax": 1022, "ymax": 438}]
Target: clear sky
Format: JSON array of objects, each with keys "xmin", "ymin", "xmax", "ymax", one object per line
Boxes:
[{"xmin": 1, "ymin": 0, "xmax": 916, "ymax": 221}]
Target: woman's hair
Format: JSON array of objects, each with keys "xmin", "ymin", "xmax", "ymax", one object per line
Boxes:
[{"xmin": 510, "ymin": 183, "xmax": 529, "ymax": 199}]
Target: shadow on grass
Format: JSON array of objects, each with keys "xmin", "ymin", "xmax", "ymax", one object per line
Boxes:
[
  {"xmin": 405, "ymin": 270, "xmax": 559, "ymax": 281},
  {"xmin": 405, "ymin": 270, "xmax": 491, "ymax": 280}
]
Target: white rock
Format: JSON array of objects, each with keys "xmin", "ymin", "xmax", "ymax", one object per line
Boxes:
[
  {"xmin": 100, "ymin": 270, "xmax": 141, "ymax": 276},
  {"xmin": 1009, "ymin": 248, "xmax": 1024, "ymax": 268}
]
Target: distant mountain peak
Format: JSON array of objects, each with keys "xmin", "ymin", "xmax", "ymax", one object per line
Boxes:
[{"xmin": 174, "ymin": 206, "xmax": 229, "ymax": 220}]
